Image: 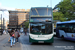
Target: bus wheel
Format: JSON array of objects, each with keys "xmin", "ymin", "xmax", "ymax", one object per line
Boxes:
[
  {"xmin": 49, "ymin": 43, "xmax": 53, "ymax": 45},
  {"xmin": 61, "ymin": 35, "xmax": 64, "ymax": 39}
]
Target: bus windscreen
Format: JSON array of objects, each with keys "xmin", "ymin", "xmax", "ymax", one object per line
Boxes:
[{"xmin": 30, "ymin": 23, "xmax": 52, "ymax": 35}]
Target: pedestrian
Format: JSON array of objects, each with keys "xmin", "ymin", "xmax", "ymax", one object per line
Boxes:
[
  {"xmin": 17, "ymin": 29, "xmax": 20, "ymax": 33},
  {"xmin": 8, "ymin": 29, "xmax": 11, "ymax": 42},
  {"xmin": 15, "ymin": 29, "xmax": 20, "ymax": 42},
  {"xmin": 9, "ymin": 29, "xmax": 16, "ymax": 47},
  {"xmin": 3, "ymin": 30, "xmax": 6, "ymax": 35},
  {"xmin": 24, "ymin": 28, "xmax": 27, "ymax": 36},
  {"xmin": 27, "ymin": 28, "xmax": 29, "ymax": 33}
]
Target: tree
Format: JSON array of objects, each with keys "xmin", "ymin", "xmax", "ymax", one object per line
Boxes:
[
  {"xmin": 25, "ymin": 21, "xmax": 29, "ymax": 28},
  {"xmin": 57, "ymin": 0, "xmax": 75, "ymax": 20},
  {"xmin": 53, "ymin": 12, "xmax": 66, "ymax": 21}
]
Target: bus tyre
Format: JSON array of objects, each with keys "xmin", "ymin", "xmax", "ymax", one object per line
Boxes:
[
  {"xmin": 49, "ymin": 43, "xmax": 53, "ymax": 45},
  {"xmin": 61, "ymin": 35, "xmax": 64, "ymax": 39}
]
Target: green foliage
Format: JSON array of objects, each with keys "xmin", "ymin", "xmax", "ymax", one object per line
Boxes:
[
  {"xmin": 53, "ymin": 12, "xmax": 66, "ymax": 21},
  {"xmin": 25, "ymin": 21, "xmax": 29, "ymax": 28},
  {"xmin": 57, "ymin": 0, "xmax": 75, "ymax": 20}
]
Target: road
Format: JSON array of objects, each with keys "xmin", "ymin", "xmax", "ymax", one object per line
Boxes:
[
  {"xmin": 19, "ymin": 33, "xmax": 75, "ymax": 50},
  {"xmin": 0, "ymin": 33, "xmax": 75, "ymax": 50}
]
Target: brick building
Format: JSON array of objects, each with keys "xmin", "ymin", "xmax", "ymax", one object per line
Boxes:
[{"xmin": 8, "ymin": 9, "xmax": 30, "ymax": 29}]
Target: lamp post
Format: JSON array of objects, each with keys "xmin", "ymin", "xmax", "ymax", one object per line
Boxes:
[
  {"xmin": 17, "ymin": 16, "xmax": 18, "ymax": 29},
  {"xmin": 50, "ymin": 0, "xmax": 52, "ymax": 7},
  {"xmin": 0, "ymin": 14, "xmax": 2, "ymax": 35}
]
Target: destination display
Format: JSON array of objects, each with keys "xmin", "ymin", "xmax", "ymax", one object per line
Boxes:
[{"xmin": 30, "ymin": 17, "xmax": 52, "ymax": 22}]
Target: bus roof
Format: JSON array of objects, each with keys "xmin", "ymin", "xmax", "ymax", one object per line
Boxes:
[
  {"xmin": 56, "ymin": 20, "xmax": 75, "ymax": 24},
  {"xmin": 31, "ymin": 7, "xmax": 52, "ymax": 9}
]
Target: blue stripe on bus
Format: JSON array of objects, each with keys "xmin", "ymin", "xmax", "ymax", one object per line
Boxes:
[{"xmin": 64, "ymin": 37, "xmax": 75, "ymax": 41}]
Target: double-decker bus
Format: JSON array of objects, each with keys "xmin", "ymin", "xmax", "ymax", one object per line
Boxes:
[
  {"xmin": 29, "ymin": 7, "xmax": 54, "ymax": 43},
  {"xmin": 56, "ymin": 20, "xmax": 75, "ymax": 41}
]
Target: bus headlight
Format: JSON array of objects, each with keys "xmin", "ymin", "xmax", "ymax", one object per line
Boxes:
[
  {"xmin": 48, "ymin": 36, "xmax": 52, "ymax": 39},
  {"xmin": 30, "ymin": 36, "xmax": 34, "ymax": 39}
]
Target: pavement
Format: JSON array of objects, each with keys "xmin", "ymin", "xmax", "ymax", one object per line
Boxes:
[{"xmin": 0, "ymin": 33, "xmax": 21, "ymax": 50}]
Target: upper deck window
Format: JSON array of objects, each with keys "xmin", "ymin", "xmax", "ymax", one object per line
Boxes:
[{"xmin": 30, "ymin": 8, "xmax": 52, "ymax": 16}]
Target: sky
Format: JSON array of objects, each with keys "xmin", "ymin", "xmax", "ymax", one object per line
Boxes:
[
  {"xmin": 0, "ymin": 0, "xmax": 61, "ymax": 10},
  {"xmin": 0, "ymin": 0, "xmax": 61, "ymax": 20}
]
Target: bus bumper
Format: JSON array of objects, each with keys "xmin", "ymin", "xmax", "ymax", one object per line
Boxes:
[{"xmin": 29, "ymin": 36, "xmax": 54, "ymax": 43}]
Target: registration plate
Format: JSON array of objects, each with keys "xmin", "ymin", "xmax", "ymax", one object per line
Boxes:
[
  {"xmin": 38, "ymin": 41, "xmax": 44, "ymax": 43},
  {"xmin": 38, "ymin": 35, "xmax": 44, "ymax": 37}
]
